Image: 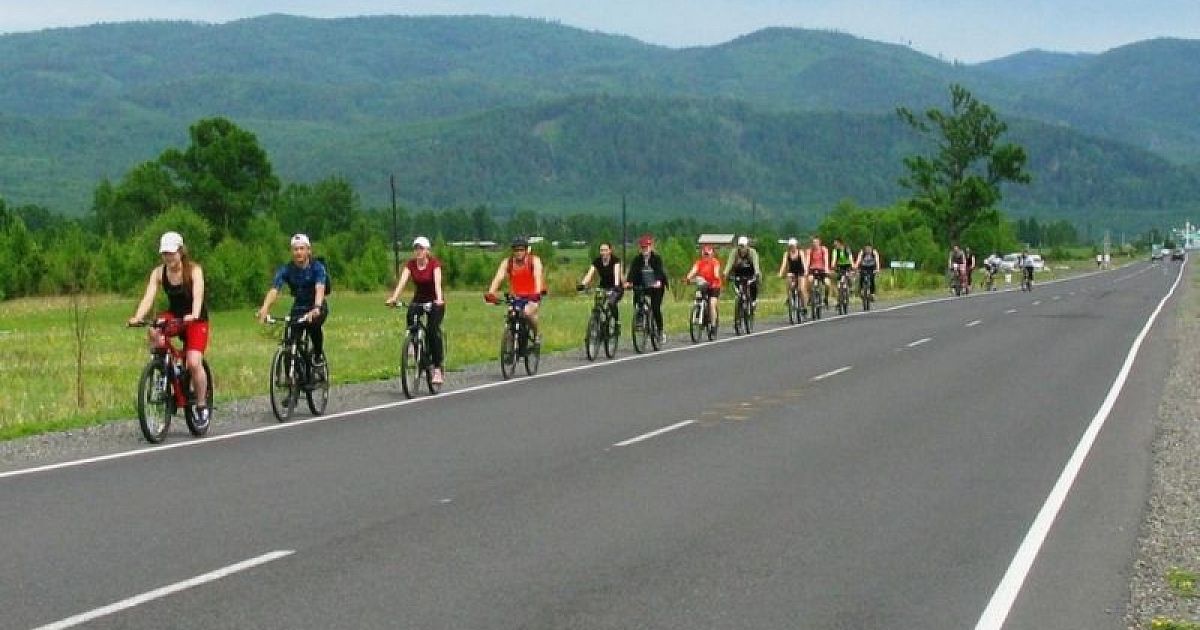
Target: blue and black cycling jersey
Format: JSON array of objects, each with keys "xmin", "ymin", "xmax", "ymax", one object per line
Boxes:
[{"xmin": 272, "ymin": 260, "xmax": 328, "ymax": 314}]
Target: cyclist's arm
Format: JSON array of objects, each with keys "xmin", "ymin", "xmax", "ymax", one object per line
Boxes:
[
  {"xmin": 778, "ymin": 254, "xmax": 788, "ymax": 277},
  {"xmin": 532, "ymin": 256, "xmax": 545, "ymax": 295},
  {"xmin": 186, "ymin": 264, "xmax": 205, "ymax": 321},
  {"xmin": 433, "ymin": 266, "xmax": 444, "ymax": 304},
  {"xmin": 722, "ymin": 252, "xmax": 734, "ymax": 276},
  {"xmin": 258, "ymin": 287, "xmax": 280, "ymax": 321},
  {"xmin": 388, "ymin": 266, "xmax": 412, "ymax": 304},
  {"xmin": 684, "ymin": 261, "xmax": 699, "ymax": 282},
  {"xmin": 652, "ymin": 254, "xmax": 668, "ymax": 289},
  {"xmin": 613, "ymin": 262, "xmax": 622, "ymax": 288},
  {"xmin": 751, "ymin": 250, "xmax": 763, "ymax": 280},
  {"xmin": 130, "ymin": 266, "xmax": 162, "ymax": 324},
  {"xmin": 486, "ymin": 259, "xmax": 508, "ymax": 295},
  {"xmin": 579, "ymin": 265, "xmax": 596, "ymax": 288}
]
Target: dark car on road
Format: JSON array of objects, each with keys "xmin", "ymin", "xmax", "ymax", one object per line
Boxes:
[{"xmin": 1171, "ymin": 248, "xmax": 1186, "ymax": 261}]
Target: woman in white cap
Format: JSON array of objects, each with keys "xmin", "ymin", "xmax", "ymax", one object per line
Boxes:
[
  {"xmin": 128, "ymin": 231, "xmax": 211, "ymax": 425},
  {"xmin": 257, "ymin": 233, "xmax": 329, "ymax": 366},
  {"xmin": 386, "ymin": 236, "xmax": 446, "ymax": 384}
]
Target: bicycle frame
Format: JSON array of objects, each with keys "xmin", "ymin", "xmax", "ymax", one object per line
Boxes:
[{"xmin": 143, "ymin": 318, "xmax": 190, "ymax": 408}]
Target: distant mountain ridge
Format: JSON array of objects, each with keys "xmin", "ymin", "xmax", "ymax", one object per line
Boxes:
[{"xmin": 0, "ymin": 15, "xmax": 1196, "ymax": 229}]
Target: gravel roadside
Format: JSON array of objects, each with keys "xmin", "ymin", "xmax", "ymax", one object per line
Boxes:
[
  {"xmin": 1126, "ymin": 261, "xmax": 1200, "ymax": 629},
  {"xmin": 3, "ymin": 266, "xmax": 1195, "ymax": 628}
]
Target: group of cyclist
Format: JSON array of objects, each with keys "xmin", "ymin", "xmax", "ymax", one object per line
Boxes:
[{"xmin": 127, "ymin": 229, "xmax": 1045, "ymax": 418}]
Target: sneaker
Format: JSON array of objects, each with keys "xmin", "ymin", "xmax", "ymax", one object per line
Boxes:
[
  {"xmin": 431, "ymin": 368, "xmax": 444, "ymax": 385},
  {"xmin": 194, "ymin": 406, "xmax": 210, "ymax": 428}
]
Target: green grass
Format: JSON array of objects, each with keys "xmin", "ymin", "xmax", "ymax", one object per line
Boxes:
[
  {"xmin": 0, "ymin": 258, "xmax": 1111, "ymax": 440},
  {"xmin": 1168, "ymin": 568, "xmax": 1198, "ymax": 598}
]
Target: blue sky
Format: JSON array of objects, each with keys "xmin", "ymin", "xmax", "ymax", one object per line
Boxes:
[{"xmin": 2, "ymin": 0, "xmax": 1197, "ymax": 62}]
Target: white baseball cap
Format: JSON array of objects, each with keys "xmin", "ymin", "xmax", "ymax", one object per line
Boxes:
[
  {"xmin": 737, "ymin": 236, "xmax": 749, "ymax": 246},
  {"xmin": 787, "ymin": 237, "xmax": 799, "ymax": 247},
  {"xmin": 412, "ymin": 236, "xmax": 431, "ymax": 249},
  {"xmin": 290, "ymin": 233, "xmax": 311, "ymax": 248},
  {"xmin": 158, "ymin": 231, "xmax": 184, "ymax": 253}
]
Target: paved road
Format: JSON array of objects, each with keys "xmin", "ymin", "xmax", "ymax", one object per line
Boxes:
[{"xmin": 1, "ymin": 262, "xmax": 1185, "ymax": 629}]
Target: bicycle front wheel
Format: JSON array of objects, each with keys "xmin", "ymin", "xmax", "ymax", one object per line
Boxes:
[
  {"xmin": 787, "ymin": 291, "xmax": 800, "ymax": 324},
  {"xmin": 137, "ymin": 361, "xmax": 171, "ymax": 443},
  {"xmin": 649, "ymin": 315, "xmax": 661, "ymax": 351},
  {"xmin": 400, "ymin": 333, "xmax": 421, "ymax": 398},
  {"xmin": 183, "ymin": 359, "xmax": 213, "ymax": 437},
  {"xmin": 306, "ymin": 357, "xmax": 329, "ymax": 415},
  {"xmin": 631, "ymin": 309, "xmax": 648, "ymax": 354},
  {"xmin": 269, "ymin": 349, "xmax": 297, "ymax": 422},
  {"xmin": 584, "ymin": 312, "xmax": 601, "ymax": 361},
  {"xmin": 500, "ymin": 328, "xmax": 518, "ymax": 379},
  {"xmin": 603, "ymin": 314, "xmax": 619, "ymax": 358},
  {"xmin": 744, "ymin": 300, "xmax": 755, "ymax": 333},
  {"xmin": 734, "ymin": 300, "xmax": 744, "ymax": 335},
  {"xmin": 524, "ymin": 336, "xmax": 540, "ymax": 375}
]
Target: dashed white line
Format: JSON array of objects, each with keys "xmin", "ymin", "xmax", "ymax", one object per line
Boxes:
[
  {"xmin": 812, "ymin": 366, "xmax": 853, "ymax": 381},
  {"xmin": 33, "ymin": 550, "xmax": 294, "ymax": 630},
  {"xmin": 906, "ymin": 337, "xmax": 932, "ymax": 348},
  {"xmin": 966, "ymin": 320, "xmax": 982, "ymax": 328},
  {"xmin": 1031, "ymin": 300, "xmax": 1042, "ymax": 306},
  {"xmin": 1052, "ymin": 295, "xmax": 1061, "ymax": 301},
  {"xmin": 1005, "ymin": 309, "xmax": 1018, "ymax": 314},
  {"xmin": 613, "ymin": 420, "xmax": 696, "ymax": 447}
]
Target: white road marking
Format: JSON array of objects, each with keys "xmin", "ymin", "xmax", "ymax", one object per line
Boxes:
[
  {"xmin": 32, "ymin": 550, "xmax": 294, "ymax": 630},
  {"xmin": 613, "ymin": 420, "xmax": 696, "ymax": 447},
  {"xmin": 1031, "ymin": 300, "xmax": 1041, "ymax": 306},
  {"xmin": 811, "ymin": 366, "xmax": 852, "ymax": 381},
  {"xmin": 1005, "ymin": 309, "xmax": 1018, "ymax": 314},
  {"xmin": 966, "ymin": 320, "xmax": 982, "ymax": 328},
  {"xmin": 0, "ymin": 264, "xmax": 1128, "ymax": 481},
  {"xmin": 906, "ymin": 337, "xmax": 932, "ymax": 347},
  {"xmin": 974, "ymin": 259, "xmax": 1186, "ymax": 630},
  {"xmin": 1052, "ymin": 295, "xmax": 1061, "ymax": 301}
]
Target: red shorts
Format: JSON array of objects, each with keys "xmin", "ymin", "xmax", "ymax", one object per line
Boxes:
[{"xmin": 160, "ymin": 314, "xmax": 209, "ymax": 353}]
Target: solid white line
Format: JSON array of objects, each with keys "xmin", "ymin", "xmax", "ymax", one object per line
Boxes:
[
  {"xmin": 974, "ymin": 259, "xmax": 1185, "ymax": 630},
  {"xmin": 906, "ymin": 337, "xmax": 932, "ymax": 347},
  {"xmin": 613, "ymin": 420, "xmax": 696, "ymax": 447},
  {"xmin": 32, "ymin": 550, "xmax": 294, "ymax": 630},
  {"xmin": 966, "ymin": 320, "xmax": 982, "ymax": 328},
  {"xmin": 811, "ymin": 366, "xmax": 852, "ymax": 381},
  {"xmin": 0, "ymin": 265, "xmax": 1132, "ymax": 481}
]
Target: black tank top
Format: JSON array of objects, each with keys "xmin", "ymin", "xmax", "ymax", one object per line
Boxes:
[
  {"xmin": 161, "ymin": 264, "xmax": 208, "ymax": 321},
  {"xmin": 786, "ymin": 252, "xmax": 804, "ymax": 274}
]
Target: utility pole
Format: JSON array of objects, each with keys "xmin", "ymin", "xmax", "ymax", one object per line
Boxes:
[
  {"xmin": 390, "ymin": 175, "xmax": 400, "ymax": 279},
  {"xmin": 621, "ymin": 193, "xmax": 628, "ymax": 262}
]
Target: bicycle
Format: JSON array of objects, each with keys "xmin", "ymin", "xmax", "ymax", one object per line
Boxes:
[
  {"xmin": 983, "ymin": 266, "xmax": 997, "ymax": 292},
  {"xmin": 948, "ymin": 266, "xmax": 967, "ymax": 296},
  {"xmin": 834, "ymin": 269, "xmax": 851, "ymax": 315},
  {"xmin": 688, "ymin": 278, "xmax": 718, "ymax": 343},
  {"xmin": 394, "ymin": 301, "xmax": 443, "ymax": 398},
  {"xmin": 808, "ymin": 271, "xmax": 826, "ymax": 320},
  {"xmin": 1021, "ymin": 267, "xmax": 1034, "ymax": 292},
  {"xmin": 495, "ymin": 293, "xmax": 540, "ymax": 379},
  {"xmin": 581, "ymin": 287, "xmax": 619, "ymax": 361},
  {"xmin": 858, "ymin": 269, "xmax": 874, "ymax": 312},
  {"xmin": 732, "ymin": 276, "xmax": 756, "ymax": 334},
  {"xmin": 265, "ymin": 314, "xmax": 329, "ymax": 421},
  {"xmin": 785, "ymin": 276, "xmax": 804, "ymax": 324},
  {"xmin": 130, "ymin": 318, "xmax": 213, "ymax": 443},
  {"xmin": 630, "ymin": 286, "xmax": 662, "ymax": 353}
]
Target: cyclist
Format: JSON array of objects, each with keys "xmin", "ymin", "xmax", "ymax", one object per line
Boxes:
[
  {"xmin": 806, "ymin": 236, "xmax": 831, "ymax": 306},
  {"xmin": 853, "ymin": 243, "xmax": 882, "ymax": 297},
  {"xmin": 982, "ymin": 251, "xmax": 1003, "ymax": 290},
  {"xmin": 723, "ymin": 235, "xmax": 762, "ymax": 308},
  {"xmin": 831, "ymin": 237, "xmax": 855, "ymax": 301},
  {"xmin": 777, "ymin": 237, "xmax": 808, "ymax": 313},
  {"xmin": 948, "ymin": 244, "xmax": 968, "ymax": 292},
  {"xmin": 128, "ymin": 231, "xmax": 210, "ymax": 425},
  {"xmin": 1018, "ymin": 249, "xmax": 1036, "ymax": 288},
  {"xmin": 257, "ymin": 233, "xmax": 329, "ymax": 368},
  {"xmin": 964, "ymin": 247, "xmax": 977, "ymax": 292},
  {"xmin": 624, "ymin": 233, "xmax": 669, "ymax": 343},
  {"xmin": 486, "ymin": 236, "xmax": 546, "ymax": 343},
  {"xmin": 577, "ymin": 241, "xmax": 623, "ymax": 326},
  {"xmin": 685, "ymin": 243, "xmax": 723, "ymax": 328},
  {"xmin": 386, "ymin": 236, "xmax": 446, "ymax": 385}
]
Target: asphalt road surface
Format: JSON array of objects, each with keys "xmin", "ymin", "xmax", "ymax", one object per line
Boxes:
[{"xmin": 1, "ymin": 262, "xmax": 1185, "ymax": 630}]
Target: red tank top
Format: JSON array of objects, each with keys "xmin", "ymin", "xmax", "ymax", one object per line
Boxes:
[
  {"xmin": 808, "ymin": 246, "xmax": 827, "ymax": 271},
  {"xmin": 509, "ymin": 255, "xmax": 539, "ymax": 297}
]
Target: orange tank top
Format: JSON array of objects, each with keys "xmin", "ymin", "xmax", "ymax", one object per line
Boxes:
[
  {"xmin": 509, "ymin": 255, "xmax": 539, "ymax": 296},
  {"xmin": 696, "ymin": 258, "xmax": 722, "ymax": 288}
]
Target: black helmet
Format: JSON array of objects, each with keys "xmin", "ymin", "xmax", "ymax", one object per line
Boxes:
[{"xmin": 511, "ymin": 235, "xmax": 529, "ymax": 248}]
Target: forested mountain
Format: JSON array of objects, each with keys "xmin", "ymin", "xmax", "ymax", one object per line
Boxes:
[{"xmin": 1, "ymin": 15, "xmax": 1197, "ymax": 228}]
